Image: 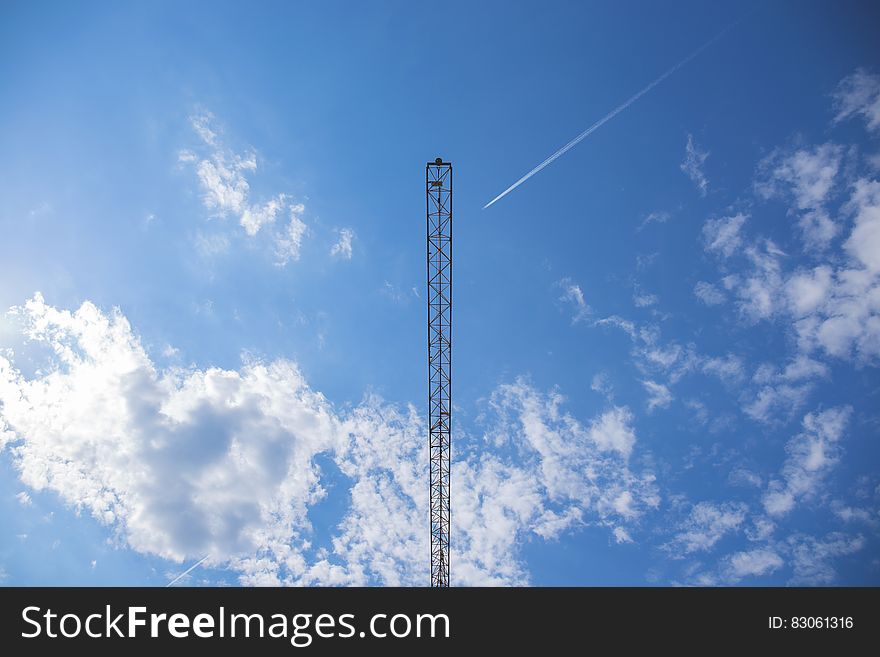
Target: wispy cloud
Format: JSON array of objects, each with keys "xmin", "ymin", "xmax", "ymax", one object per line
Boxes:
[
  {"xmin": 693, "ymin": 280, "xmax": 725, "ymax": 306},
  {"xmin": 702, "ymin": 213, "xmax": 748, "ymax": 258},
  {"xmin": 681, "ymin": 134, "xmax": 710, "ymax": 196},
  {"xmin": 180, "ymin": 112, "xmax": 309, "ymax": 265},
  {"xmin": 638, "ymin": 210, "xmax": 671, "ymax": 231},
  {"xmin": 330, "ymin": 228, "xmax": 355, "ymax": 260},
  {"xmin": 275, "ymin": 205, "xmax": 308, "ymax": 265},
  {"xmin": 642, "ymin": 380, "xmax": 672, "ymax": 412},
  {"xmin": 832, "ymin": 68, "xmax": 880, "ymax": 133},
  {"xmin": 763, "ymin": 406, "xmax": 851, "ymax": 516},
  {"xmin": 557, "ymin": 278, "xmax": 591, "ymax": 323},
  {"xmin": 667, "ymin": 501, "xmax": 748, "ymax": 554},
  {"xmin": 787, "ymin": 532, "xmax": 864, "ymax": 585},
  {"xmin": 756, "ymin": 143, "xmax": 843, "ymax": 250},
  {"xmin": 633, "ymin": 284, "xmax": 659, "ymax": 308}
]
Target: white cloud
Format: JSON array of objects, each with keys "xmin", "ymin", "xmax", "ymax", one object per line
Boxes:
[
  {"xmin": 791, "ymin": 181, "xmax": 880, "ymax": 362},
  {"xmin": 745, "ymin": 355, "xmax": 829, "ymax": 424},
  {"xmin": 16, "ymin": 491, "xmax": 32, "ymax": 506},
  {"xmin": 762, "ymin": 406, "xmax": 851, "ymax": 517},
  {"xmin": 715, "ymin": 175, "xmax": 880, "ymax": 363},
  {"xmin": 745, "ymin": 516, "xmax": 776, "ymax": 542},
  {"xmin": 595, "ymin": 315, "xmax": 740, "ymax": 394},
  {"xmin": 613, "ymin": 527, "xmax": 633, "ymax": 544},
  {"xmin": 724, "ymin": 548, "xmax": 784, "ymax": 580},
  {"xmin": 330, "ymin": 228, "xmax": 355, "ymax": 260},
  {"xmin": 734, "ymin": 240, "xmax": 785, "ymax": 322},
  {"xmin": 190, "ymin": 112, "xmax": 218, "ymax": 146},
  {"xmin": 667, "ymin": 501, "xmax": 748, "ymax": 554},
  {"xmin": 779, "ymin": 354, "xmax": 829, "ymax": 381},
  {"xmin": 844, "ymin": 178, "xmax": 880, "ymax": 273},
  {"xmin": 240, "ymin": 194, "xmax": 286, "ymax": 237},
  {"xmin": 558, "ymin": 278, "xmax": 590, "ymax": 324},
  {"xmin": 181, "ymin": 113, "xmax": 309, "ymax": 265},
  {"xmin": 586, "ymin": 405, "xmax": 638, "ymax": 458},
  {"xmin": 702, "ymin": 214, "xmax": 748, "ymax": 258},
  {"xmin": 681, "ymin": 134, "xmax": 709, "ymax": 196},
  {"xmin": 0, "ymin": 296, "xmax": 659, "ymax": 586},
  {"xmin": 275, "ymin": 206, "xmax": 308, "ymax": 265},
  {"xmin": 590, "ymin": 372, "xmax": 612, "ymax": 398},
  {"xmin": 633, "ymin": 289, "xmax": 659, "ymax": 308},
  {"xmin": 642, "ymin": 380, "xmax": 672, "ymax": 412},
  {"xmin": 787, "ymin": 532, "xmax": 864, "ymax": 585},
  {"xmin": 798, "ymin": 209, "xmax": 839, "ymax": 251},
  {"xmin": 693, "ymin": 281, "xmax": 725, "ymax": 306},
  {"xmin": 728, "ymin": 468, "xmax": 762, "ymax": 489},
  {"xmin": 831, "ymin": 503, "xmax": 877, "ymax": 526},
  {"xmin": 758, "ymin": 143, "xmax": 843, "ymax": 211},
  {"xmin": 785, "ymin": 265, "xmax": 833, "ymax": 316},
  {"xmin": 744, "ymin": 383, "xmax": 812, "ymax": 425},
  {"xmin": 833, "ymin": 68, "xmax": 880, "ymax": 133},
  {"xmin": 195, "ymin": 157, "xmax": 250, "ymax": 216},
  {"xmin": 756, "ymin": 143, "xmax": 844, "ymax": 249},
  {"xmin": 701, "ymin": 354, "xmax": 744, "ymax": 384}
]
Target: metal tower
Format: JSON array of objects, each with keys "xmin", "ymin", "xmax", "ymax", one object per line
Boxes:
[{"xmin": 426, "ymin": 157, "xmax": 452, "ymax": 587}]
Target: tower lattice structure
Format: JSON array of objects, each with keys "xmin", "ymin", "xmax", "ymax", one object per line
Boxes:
[{"xmin": 426, "ymin": 157, "xmax": 452, "ymax": 587}]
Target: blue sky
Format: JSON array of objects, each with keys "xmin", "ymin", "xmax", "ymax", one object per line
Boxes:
[{"xmin": 1, "ymin": 0, "xmax": 879, "ymax": 586}]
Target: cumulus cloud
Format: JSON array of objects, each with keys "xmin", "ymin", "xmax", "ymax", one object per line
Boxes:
[
  {"xmin": 681, "ymin": 134, "xmax": 709, "ymax": 196},
  {"xmin": 788, "ymin": 181, "xmax": 880, "ymax": 362},
  {"xmin": 702, "ymin": 214, "xmax": 748, "ymax": 258},
  {"xmin": 330, "ymin": 228, "xmax": 355, "ymax": 260},
  {"xmin": 180, "ymin": 112, "xmax": 309, "ymax": 265},
  {"xmin": 758, "ymin": 144, "xmax": 843, "ymax": 212},
  {"xmin": 844, "ymin": 178, "xmax": 880, "ymax": 274},
  {"xmin": 762, "ymin": 406, "xmax": 851, "ymax": 517},
  {"xmin": 717, "ymin": 178, "xmax": 880, "ymax": 361},
  {"xmin": 734, "ymin": 241, "xmax": 787, "ymax": 322},
  {"xmin": 0, "ymin": 296, "xmax": 658, "ymax": 586},
  {"xmin": 757, "ymin": 143, "xmax": 844, "ymax": 250}
]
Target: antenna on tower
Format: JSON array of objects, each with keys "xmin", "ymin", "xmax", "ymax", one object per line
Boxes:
[{"xmin": 426, "ymin": 157, "xmax": 452, "ymax": 587}]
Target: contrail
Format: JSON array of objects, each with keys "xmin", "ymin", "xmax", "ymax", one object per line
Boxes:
[
  {"xmin": 166, "ymin": 554, "xmax": 209, "ymax": 587},
  {"xmin": 483, "ymin": 22, "xmax": 739, "ymax": 209}
]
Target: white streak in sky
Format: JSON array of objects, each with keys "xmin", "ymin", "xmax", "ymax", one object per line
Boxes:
[
  {"xmin": 483, "ymin": 23, "xmax": 740, "ymax": 209},
  {"xmin": 166, "ymin": 555, "xmax": 209, "ymax": 587}
]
